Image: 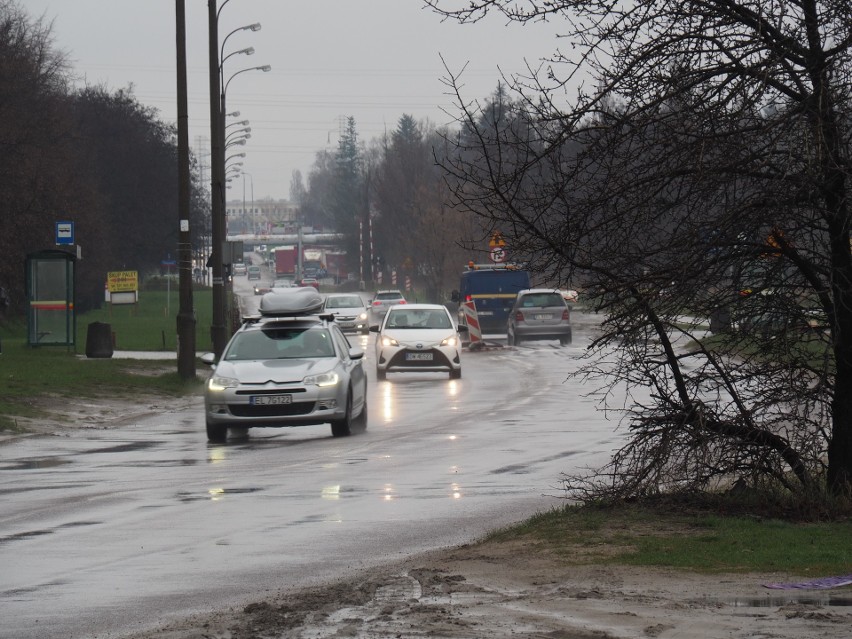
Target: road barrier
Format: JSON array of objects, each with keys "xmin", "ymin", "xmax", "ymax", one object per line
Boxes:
[{"xmin": 462, "ymin": 300, "xmax": 482, "ymax": 347}]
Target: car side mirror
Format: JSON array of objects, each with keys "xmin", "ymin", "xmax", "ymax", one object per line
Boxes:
[
  {"xmin": 369, "ymin": 325, "xmax": 379, "ymax": 333},
  {"xmin": 457, "ymin": 324, "xmax": 468, "ymax": 332}
]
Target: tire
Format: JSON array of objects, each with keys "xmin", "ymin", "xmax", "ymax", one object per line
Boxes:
[
  {"xmin": 376, "ymin": 368, "xmax": 387, "ymax": 381},
  {"xmin": 506, "ymin": 328, "xmax": 515, "ymax": 346},
  {"xmin": 351, "ymin": 396, "xmax": 368, "ymax": 433},
  {"xmin": 559, "ymin": 337, "xmax": 571, "ymax": 346},
  {"xmin": 450, "ymin": 368, "xmax": 462, "ymax": 379},
  {"xmin": 206, "ymin": 421, "xmax": 227, "ymax": 443},
  {"xmin": 330, "ymin": 390, "xmax": 353, "ymax": 437}
]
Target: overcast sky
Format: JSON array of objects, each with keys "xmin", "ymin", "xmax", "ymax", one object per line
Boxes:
[{"xmin": 19, "ymin": 1, "xmax": 563, "ymax": 201}]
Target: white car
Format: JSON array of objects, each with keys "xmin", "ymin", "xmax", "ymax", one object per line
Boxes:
[{"xmin": 370, "ymin": 304, "xmax": 464, "ymax": 380}]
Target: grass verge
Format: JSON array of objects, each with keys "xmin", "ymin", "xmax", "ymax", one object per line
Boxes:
[
  {"xmin": 1, "ymin": 306, "xmax": 206, "ymax": 431},
  {"xmin": 485, "ymin": 500, "xmax": 852, "ymax": 575}
]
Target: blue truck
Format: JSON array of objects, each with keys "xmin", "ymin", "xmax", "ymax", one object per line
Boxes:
[{"xmin": 455, "ymin": 264, "xmax": 531, "ymax": 335}]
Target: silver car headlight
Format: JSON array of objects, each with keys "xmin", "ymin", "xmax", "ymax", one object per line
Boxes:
[
  {"xmin": 381, "ymin": 336, "xmax": 399, "ymax": 347},
  {"xmin": 208, "ymin": 375, "xmax": 240, "ymax": 391},
  {"xmin": 440, "ymin": 336, "xmax": 458, "ymax": 347},
  {"xmin": 303, "ymin": 371, "xmax": 340, "ymax": 387},
  {"xmin": 358, "ymin": 312, "xmax": 368, "ymax": 320}
]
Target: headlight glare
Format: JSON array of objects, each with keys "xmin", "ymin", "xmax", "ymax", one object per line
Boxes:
[
  {"xmin": 440, "ymin": 336, "xmax": 458, "ymax": 347},
  {"xmin": 382, "ymin": 336, "xmax": 399, "ymax": 347},
  {"xmin": 208, "ymin": 375, "xmax": 239, "ymax": 391},
  {"xmin": 304, "ymin": 371, "xmax": 340, "ymax": 387}
]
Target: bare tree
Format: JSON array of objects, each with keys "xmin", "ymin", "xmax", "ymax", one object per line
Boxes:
[{"xmin": 428, "ymin": 0, "xmax": 852, "ymax": 497}]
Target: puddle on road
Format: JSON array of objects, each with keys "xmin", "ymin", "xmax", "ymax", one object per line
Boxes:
[
  {"xmin": 721, "ymin": 596, "xmax": 852, "ymax": 608},
  {"xmin": 176, "ymin": 487, "xmax": 263, "ymax": 502},
  {"xmin": 83, "ymin": 441, "xmax": 159, "ymax": 454},
  {"xmin": 0, "ymin": 457, "xmax": 71, "ymax": 471},
  {"xmin": 0, "ymin": 520, "xmax": 101, "ymax": 545}
]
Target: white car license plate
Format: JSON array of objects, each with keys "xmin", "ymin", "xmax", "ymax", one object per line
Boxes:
[
  {"xmin": 339, "ymin": 321, "xmax": 355, "ymax": 328},
  {"xmin": 405, "ymin": 352, "xmax": 433, "ymax": 361},
  {"xmin": 534, "ymin": 313, "xmax": 553, "ymax": 320},
  {"xmin": 250, "ymin": 395, "xmax": 292, "ymax": 405}
]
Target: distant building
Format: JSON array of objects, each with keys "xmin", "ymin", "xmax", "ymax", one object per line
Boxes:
[{"xmin": 226, "ymin": 197, "xmax": 299, "ymax": 234}]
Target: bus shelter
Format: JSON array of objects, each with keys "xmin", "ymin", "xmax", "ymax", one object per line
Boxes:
[{"xmin": 26, "ymin": 249, "xmax": 76, "ymax": 347}]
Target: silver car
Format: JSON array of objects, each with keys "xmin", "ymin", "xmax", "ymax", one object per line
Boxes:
[
  {"xmin": 368, "ymin": 289, "xmax": 406, "ymax": 326},
  {"xmin": 323, "ymin": 293, "xmax": 370, "ymax": 334},
  {"xmin": 506, "ymin": 289, "xmax": 572, "ymax": 346},
  {"xmin": 201, "ymin": 294, "xmax": 368, "ymax": 442}
]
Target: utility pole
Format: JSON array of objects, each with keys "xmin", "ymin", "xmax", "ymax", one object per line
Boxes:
[
  {"xmin": 175, "ymin": 0, "xmax": 196, "ymax": 378},
  {"xmin": 208, "ymin": 0, "xmax": 227, "ymax": 358}
]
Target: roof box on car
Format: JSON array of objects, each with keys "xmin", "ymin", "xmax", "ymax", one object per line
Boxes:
[{"xmin": 259, "ymin": 288, "xmax": 324, "ymax": 316}]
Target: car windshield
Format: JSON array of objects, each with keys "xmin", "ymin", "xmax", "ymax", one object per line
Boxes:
[
  {"xmin": 519, "ymin": 293, "xmax": 564, "ymax": 308},
  {"xmin": 386, "ymin": 309, "xmax": 451, "ymax": 329},
  {"xmin": 224, "ymin": 326, "xmax": 335, "ymax": 360},
  {"xmin": 326, "ymin": 296, "xmax": 363, "ymax": 309}
]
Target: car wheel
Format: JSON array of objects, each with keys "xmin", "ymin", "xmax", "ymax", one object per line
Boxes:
[
  {"xmin": 352, "ymin": 396, "xmax": 368, "ymax": 433},
  {"xmin": 450, "ymin": 368, "xmax": 462, "ymax": 379},
  {"xmin": 206, "ymin": 421, "xmax": 227, "ymax": 443},
  {"xmin": 559, "ymin": 336, "xmax": 571, "ymax": 346},
  {"xmin": 376, "ymin": 368, "xmax": 387, "ymax": 381},
  {"xmin": 507, "ymin": 328, "xmax": 516, "ymax": 346},
  {"xmin": 330, "ymin": 390, "xmax": 353, "ymax": 437}
]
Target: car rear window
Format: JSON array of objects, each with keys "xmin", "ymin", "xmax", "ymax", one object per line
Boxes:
[
  {"xmin": 376, "ymin": 292, "xmax": 403, "ymax": 301},
  {"xmin": 519, "ymin": 293, "xmax": 565, "ymax": 308}
]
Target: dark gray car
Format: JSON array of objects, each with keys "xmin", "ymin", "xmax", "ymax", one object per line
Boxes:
[{"xmin": 506, "ymin": 289, "xmax": 572, "ymax": 346}]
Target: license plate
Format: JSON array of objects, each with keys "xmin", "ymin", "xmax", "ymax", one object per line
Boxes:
[
  {"xmin": 339, "ymin": 321, "xmax": 355, "ymax": 328},
  {"xmin": 250, "ymin": 395, "xmax": 292, "ymax": 405},
  {"xmin": 534, "ymin": 313, "xmax": 553, "ymax": 320},
  {"xmin": 405, "ymin": 352, "xmax": 433, "ymax": 361}
]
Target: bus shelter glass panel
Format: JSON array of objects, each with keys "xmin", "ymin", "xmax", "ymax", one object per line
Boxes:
[{"xmin": 27, "ymin": 251, "xmax": 75, "ymax": 347}]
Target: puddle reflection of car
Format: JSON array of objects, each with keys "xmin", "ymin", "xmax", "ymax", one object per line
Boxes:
[
  {"xmin": 370, "ymin": 304, "xmax": 464, "ymax": 380},
  {"xmin": 201, "ymin": 290, "xmax": 368, "ymax": 442},
  {"xmin": 322, "ymin": 293, "xmax": 370, "ymax": 334},
  {"xmin": 507, "ymin": 289, "xmax": 572, "ymax": 346}
]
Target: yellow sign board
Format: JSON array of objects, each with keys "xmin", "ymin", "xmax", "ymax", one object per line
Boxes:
[{"xmin": 107, "ymin": 270, "xmax": 138, "ymax": 293}]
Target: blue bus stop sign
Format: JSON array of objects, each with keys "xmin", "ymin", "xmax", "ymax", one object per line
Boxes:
[{"xmin": 56, "ymin": 221, "xmax": 74, "ymax": 245}]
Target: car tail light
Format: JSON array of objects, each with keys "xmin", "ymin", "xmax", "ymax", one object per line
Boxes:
[
  {"xmin": 562, "ymin": 309, "xmax": 570, "ymax": 321},
  {"xmin": 515, "ymin": 311, "xmax": 525, "ymax": 323},
  {"xmin": 398, "ymin": 300, "xmax": 406, "ymax": 304},
  {"xmin": 372, "ymin": 300, "xmax": 381, "ymax": 306}
]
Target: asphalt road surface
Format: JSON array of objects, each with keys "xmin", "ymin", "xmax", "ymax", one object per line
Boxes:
[{"xmin": 0, "ymin": 291, "xmax": 622, "ymax": 639}]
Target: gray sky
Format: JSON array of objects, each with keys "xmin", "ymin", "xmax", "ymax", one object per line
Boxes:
[{"xmin": 19, "ymin": 1, "xmax": 563, "ymax": 201}]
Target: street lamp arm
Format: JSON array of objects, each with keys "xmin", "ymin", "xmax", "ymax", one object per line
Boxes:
[
  {"xmin": 220, "ymin": 23, "xmax": 261, "ymax": 72},
  {"xmin": 224, "ymin": 64, "xmax": 272, "ymax": 95}
]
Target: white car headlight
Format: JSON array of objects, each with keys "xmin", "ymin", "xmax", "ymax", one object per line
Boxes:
[
  {"xmin": 440, "ymin": 336, "xmax": 458, "ymax": 347},
  {"xmin": 358, "ymin": 312, "xmax": 368, "ymax": 320},
  {"xmin": 381, "ymin": 336, "xmax": 399, "ymax": 347},
  {"xmin": 208, "ymin": 375, "xmax": 239, "ymax": 391},
  {"xmin": 303, "ymin": 371, "xmax": 340, "ymax": 387}
]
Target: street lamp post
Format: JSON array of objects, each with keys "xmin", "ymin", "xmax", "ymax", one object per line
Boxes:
[
  {"xmin": 206, "ymin": 0, "xmax": 228, "ymax": 357},
  {"xmin": 207, "ymin": 0, "xmax": 262, "ymax": 358}
]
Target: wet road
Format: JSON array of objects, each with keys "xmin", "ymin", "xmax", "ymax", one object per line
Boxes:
[{"xmin": 0, "ymin": 310, "xmax": 624, "ymax": 639}]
